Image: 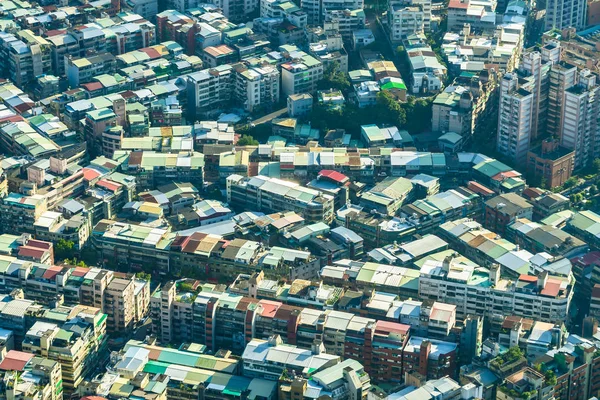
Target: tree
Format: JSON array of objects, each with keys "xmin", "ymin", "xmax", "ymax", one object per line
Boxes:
[
  {"xmin": 179, "ymin": 281, "xmax": 198, "ymax": 293},
  {"xmin": 136, "ymin": 272, "xmax": 151, "ymax": 281},
  {"xmin": 375, "ymin": 91, "xmax": 406, "ymax": 127},
  {"xmin": 592, "ymin": 158, "xmax": 600, "ymax": 175},
  {"xmin": 63, "ymin": 258, "xmax": 88, "ymax": 267},
  {"xmin": 237, "ymin": 134, "xmax": 259, "ymax": 146},
  {"xmin": 402, "ymin": 97, "xmax": 432, "ymax": 134},
  {"xmin": 317, "ymin": 62, "xmax": 351, "ymax": 92},
  {"xmin": 80, "ymin": 246, "xmax": 98, "ymax": 266},
  {"xmin": 55, "ymin": 239, "xmax": 75, "ymax": 261},
  {"xmin": 544, "ymin": 370, "xmax": 557, "ymax": 385},
  {"xmin": 563, "ymin": 177, "xmax": 578, "ymax": 189}
]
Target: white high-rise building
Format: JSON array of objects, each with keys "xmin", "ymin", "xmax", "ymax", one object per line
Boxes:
[
  {"xmin": 497, "ymin": 73, "xmax": 534, "ymax": 164},
  {"xmin": 387, "ymin": 0, "xmax": 431, "ymax": 42},
  {"xmin": 233, "ymin": 64, "xmax": 280, "ymax": 112},
  {"xmin": 281, "ymin": 53, "xmax": 323, "ymax": 97},
  {"xmin": 187, "ymin": 65, "xmax": 233, "ymax": 116},
  {"xmin": 561, "ymin": 69, "xmax": 600, "ymax": 169},
  {"xmin": 545, "ymin": 0, "xmax": 587, "ymax": 30},
  {"xmin": 547, "ymin": 61, "xmax": 578, "ymax": 138},
  {"xmin": 519, "ymin": 49, "xmax": 554, "ymax": 140}
]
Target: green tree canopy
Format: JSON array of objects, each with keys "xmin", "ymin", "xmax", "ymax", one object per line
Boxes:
[
  {"xmin": 136, "ymin": 272, "xmax": 151, "ymax": 281},
  {"xmin": 375, "ymin": 91, "xmax": 407, "ymax": 127},
  {"xmin": 63, "ymin": 258, "xmax": 87, "ymax": 267},
  {"xmin": 592, "ymin": 158, "xmax": 600, "ymax": 174},
  {"xmin": 55, "ymin": 239, "xmax": 75, "ymax": 261},
  {"xmin": 317, "ymin": 62, "xmax": 351, "ymax": 92},
  {"xmin": 237, "ymin": 134, "xmax": 259, "ymax": 146},
  {"xmin": 401, "ymin": 97, "xmax": 432, "ymax": 133},
  {"xmin": 563, "ymin": 177, "xmax": 578, "ymax": 189}
]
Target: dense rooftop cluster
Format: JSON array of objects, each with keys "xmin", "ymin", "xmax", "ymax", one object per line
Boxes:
[{"xmin": 1, "ymin": 0, "xmax": 600, "ymax": 398}]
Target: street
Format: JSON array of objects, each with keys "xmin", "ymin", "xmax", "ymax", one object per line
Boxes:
[{"xmin": 252, "ymin": 107, "xmax": 288, "ymax": 125}]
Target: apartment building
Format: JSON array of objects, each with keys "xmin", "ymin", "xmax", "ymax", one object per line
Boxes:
[
  {"xmin": 496, "ymin": 72, "xmax": 534, "ymax": 164},
  {"xmin": 560, "ymin": 69, "xmax": 600, "ymax": 170},
  {"xmin": 497, "ymin": 368, "xmax": 554, "ymax": 400},
  {"xmin": 139, "ymin": 182, "xmax": 200, "ymax": 215},
  {"xmin": 537, "ymin": 335, "xmax": 600, "ymax": 400},
  {"xmin": 527, "ymin": 138, "xmax": 575, "ymax": 189},
  {"xmin": 202, "ymin": 44, "xmax": 237, "ymax": 67},
  {"xmin": 0, "ymin": 193, "xmax": 47, "ymax": 235},
  {"xmin": 100, "ymin": 339, "xmax": 275, "ymax": 400},
  {"xmin": 70, "ymin": 25, "xmax": 108, "ymax": 57},
  {"xmin": 92, "ymin": 220, "xmax": 172, "ymax": 275},
  {"xmin": 547, "ymin": 61, "xmax": 578, "ymax": 139},
  {"xmin": 118, "ymin": 150, "xmax": 205, "ymax": 190},
  {"xmin": 324, "ymin": 9, "xmax": 367, "ymax": 40},
  {"xmin": 565, "ymin": 210, "xmax": 600, "ymax": 250},
  {"xmin": 447, "ymin": 0, "xmax": 497, "ymax": 32},
  {"xmin": 46, "ymin": 33, "xmax": 80, "ymax": 77},
  {"xmin": 300, "ymin": 0, "xmax": 363, "ymax": 23},
  {"xmin": 419, "ymin": 257, "xmax": 573, "ymax": 324},
  {"xmin": 484, "ymin": 193, "xmax": 533, "ymax": 236},
  {"xmin": 287, "ymin": 93, "xmax": 314, "ymax": 117},
  {"xmin": 359, "ymin": 176, "xmax": 414, "ymax": 216},
  {"xmin": 406, "ymin": 38, "xmax": 447, "ymax": 94},
  {"xmin": 242, "ymin": 336, "xmax": 340, "ymax": 380},
  {"xmin": 497, "ymin": 316, "xmax": 566, "ymax": 357},
  {"xmin": 281, "ymin": 53, "xmax": 323, "ymax": 97},
  {"xmin": 187, "ymin": 65, "xmax": 234, "ymax": 116},
  {"xmin": 301, "ymin": 0, "xmax": 322, "ymax": 24},
  {"xmin": 545, "ymin": 0, "xmax": 587, "ymax": 30},
  {"xmin": 508, "ymin": 221, "xmax": 586, "ymax": 258},
  {"xmin": 84, "ymin": 175, "xmax": 137, "ymax": 224},
  {"xmin": 219, "ymin": 0, "xmax": 259, "ymax": 22},
  {"xmin": 261, "ymin": 0, "xmax": 302, "ymax": 19},
  {"xmin": 0, "ymin": 256, "xmax": 149, "ymax": 334},
  {"xmin": 402, "ymin": 337, "xmax": 458, "ymax": 380},
  {"xmin": 431, "ymin": 85, "xmax": 475, "ymax": 137},
  {"xmin": 0, "ymin": 30, "xmax": 52, "ymax": 88},
  {"xmin": 15, "ymin": 238, "xmax": 54, "ymax": 265},
  {"xmin": 233, "ymin": 63, "xmax": 280, "ymax": 112},
  {"xmin": 388, "ymin": 4, "xmax": 427, "ymax": 42},
  {"xmin": 149, "ymin": 281, "xmax": 179, "ymax": 344},
  {"xmin": 321, "ymin": 0, "xmax": 364, "ymax": 19},
  {"xmin": 103, "ymin": 18, "xmax": 156, "ymax": 56},
  {"xmin": 66, "ymin": 53, "xmax": 117, "ymax": 88},
  {"xmin": 0, "ymin": 351, "xmax": 63, "ymax": 400},
  {"xmin": 520, "ymin": 47, "xmax": 554, "ymax": 140},
  {"xmin": 104, "ymin": 277, "xmax": 136, "ymax": 333},
  {"xmin": 227, "ymin": 175, "xmax": 335, "ymax": 223},
  {"xmin": 174, "ymin": 233, "xmax": 322, "ymax": 279},
  {"xmin": 101, "ymin": 126, "xmax": 124, "ymax": 159},
  {"xmin": 154, "ymin": 284, "xmax": 461, "ymax": 384},
  {"xmin": 127, "ymin": 0, "xmax": 158, "ymax": 19},
  {"xmin": 543, "ymin": 29, "xmax": 600, "ymax": 75},
  {"xmin": 84, "ymin": 108, "xmax": 118, "ymax": 155},
  {"xmin": 388, "ymin": 0, "xmax": 431, "ymax": 41},
  {"xmin": 17, "ymin": 304, "xmax": 108, "ymax": 394},
  {"xmin": 591, "ymin": 284, "xmax": 600, "ymax": 320},
  {"xmin": 0, "ymin": 121, "xmax": 60, "ymax": 159}
]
